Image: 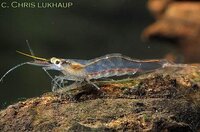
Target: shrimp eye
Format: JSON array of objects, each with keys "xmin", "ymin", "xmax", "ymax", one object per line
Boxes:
[
  {"xmin": 55, "ymin": 60, "xmax": 60, "ymax": 65},
  {"xmin": 50, "ymin": 57, "xmax": 61, "ymax": 65}
]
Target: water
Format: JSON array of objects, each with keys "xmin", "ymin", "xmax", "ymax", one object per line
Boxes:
[{"xmin": 0, "ymin": 0, "xmax": 174, "ymax": 108}]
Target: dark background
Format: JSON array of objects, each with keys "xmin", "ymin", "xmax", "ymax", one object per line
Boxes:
[{"xmin": 0, "ymin": 0, "xmax": 173, "ymax": 108}]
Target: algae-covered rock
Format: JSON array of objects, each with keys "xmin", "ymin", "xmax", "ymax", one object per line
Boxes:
[{"xmin": 0, "ymin": 65, "xmax": 200, "ymax": 131}]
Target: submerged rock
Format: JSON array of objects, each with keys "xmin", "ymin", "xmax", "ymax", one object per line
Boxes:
[
  {"xmin": 143, "ymin": 0, "xmax": 200, "ymax": 63},
  {"xmin": 0, "ymin": 65, "xmax": 200, "ymax": 131}
]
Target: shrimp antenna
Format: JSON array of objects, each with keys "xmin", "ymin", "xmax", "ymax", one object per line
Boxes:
[
  {"xmin": 25, "ymin": 40, "xmax": 56, "ymax": 85},
  {"xmin": 0, "ymin": 62, "xmax": 30, "ymax": 82},
  {"xmin": 16, "ymin": 40, "xmax": 47, "ymax": 61},
  {"xmin": 16, "ymin": 50, "xmax": 48, "ymax": 61},
  {"xmin": 25, "ymin": 41, "xmax": 54, "ymax": 79},
  {"xmin": 26, "ymin": 40, "xmax": 35, "ymax": 57}
]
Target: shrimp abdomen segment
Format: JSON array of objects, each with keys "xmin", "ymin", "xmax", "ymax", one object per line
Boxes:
[{"xmin": 87, "ymin": 68, "xmax": 139, "ymax": 79}]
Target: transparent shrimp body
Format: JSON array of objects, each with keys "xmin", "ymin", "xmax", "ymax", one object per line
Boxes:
[
  {"xmin": 0, "ymin": 52, "xmax": 170, "ymax": 92},
  {"xmin": 49, "ymin": 54, "xmax": 169, "ymax": 91}
]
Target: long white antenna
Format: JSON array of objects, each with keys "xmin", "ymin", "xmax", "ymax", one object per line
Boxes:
[
  {"xmin": 0, "ymin": 62, "xmax": 29, "ymax": 82},
  {"xmin": 0, "ymin": 40, "xmax": 36, "ymax": 83}
]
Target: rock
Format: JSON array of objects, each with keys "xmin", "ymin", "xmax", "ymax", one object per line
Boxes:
[
  {"xmin": 143, "ymin": 0, "xmax": 200, "ymax": 63},
  {"xmin": 0, "ymin": 65, "xmax": 200, "ymax": 131}
]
